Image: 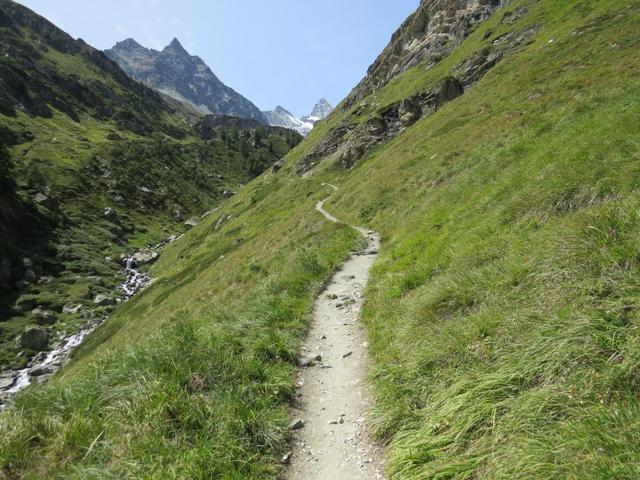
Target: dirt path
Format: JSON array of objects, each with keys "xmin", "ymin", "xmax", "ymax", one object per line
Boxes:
[{"xmin": 284, "ymin": 184, "xmax": 384, "ymax": 480}]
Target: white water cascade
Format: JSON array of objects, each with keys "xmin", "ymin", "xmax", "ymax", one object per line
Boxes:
[{"xmin": 0, "ymin": 235, "xmax": 180, "ymax": 407}]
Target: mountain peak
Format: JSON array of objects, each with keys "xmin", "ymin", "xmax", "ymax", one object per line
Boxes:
[
  {"xmin": 115, "ymin": 38, "xmax": 144, "ymax": 51},
  {"xmin": 165, "ymin": 37, "xmax": 187, "ymax": 54},
  {"xmin": 309, "ymin": 98, "xmax": 333, "ymax": 120},
  {"xmin": 274, "ymin": 105, "xmax": 293, "ymax": 116},
  {"xmin": 105, "ymin": 37, "xmax": 268, "ymax": 123}
]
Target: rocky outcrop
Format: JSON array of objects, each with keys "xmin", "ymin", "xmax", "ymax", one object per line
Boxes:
[
  {"xmin": 93, "ymin": 294, "xmax": 116, "ymax": 306},
  {"xmin": 106, "ymin": 38, "xmax": 268, "ymax": 123},
  {"xmin": 344, "ymin": 0, "xmax": 510, "ymax": 109},
  {"xmin": 297, "ymin": 14, "xmax": 538, "ymax": 175},
  {"xmin": 297, "ymin": 76, "xmax": 463, "ymax": 173},
  {"xmin": 19, "ymin": 327, "xmax": 49, "ymax": 350},
  {"xmin": 31, "ymin": 308, "xmax": 57, "ymax": 325},
  {"xmin": 272, "ymin": 159, "xmax": 285, "ymax": 173},
  {"xmin": 0, "ymin": 0, "xmax": 178, "ymax": 137},
  {"xmin": 295, "ymin": 123, "xmax": 357, "ymax": 174},
  {"xmin": 131, "ymin": 250, "xmax": 159, "ymax": 266}
]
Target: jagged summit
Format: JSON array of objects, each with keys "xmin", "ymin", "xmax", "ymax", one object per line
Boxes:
[
  {"xmin": 115, "ymin": 38, "xmax": 144, "ymax": 50},
  {"xmin": 274, "ymin": 106, "xmax": 294, "ymax": 116},
  {"xmin": 105, "ymin": 38, "xmax": 267, "ymax": 123},
  {"xmin": 264, "ymin": 98, "xmax": 333, "ymax": 136},
  {"xmin": 164, "ymin": 37, "xmax": 188, "ymax": 54},
  {"xmin": 308, "ymin": 98, "xmax": 333, "ymax": 120}
]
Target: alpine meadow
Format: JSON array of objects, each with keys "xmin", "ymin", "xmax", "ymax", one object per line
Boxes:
[{"xmin": 1, "ymin": 0, "xmax": 640, "ymax": 479}]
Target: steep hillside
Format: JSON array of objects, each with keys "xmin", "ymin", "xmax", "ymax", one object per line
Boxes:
[
  {"xmin": 2, "ymin": 0, "xmax": 640, "ymax": 479},
  {"xmin": 106, "ymin": 38, "xmax": 268, "ymax": 123},
  {"xmin": 0, "ymin": 0, "xmax": 300, "ymax": 374}
]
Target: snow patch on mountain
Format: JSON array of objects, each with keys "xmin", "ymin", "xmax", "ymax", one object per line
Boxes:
[{"xmin": 263, "ymin": 98, "xmax": 333, "ymax": 136}]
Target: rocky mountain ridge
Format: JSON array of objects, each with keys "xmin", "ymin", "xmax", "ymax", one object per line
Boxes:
[
  {"xmin": 298, "ymin": 0, "xmax": 525, "ymax": 174},
  {"xmin": 105, "ymin": 38, "xmax": 268, "ymax": 123},
  {"xmin": 344, "ymin": 0, "xmax": 510, "ymax": 108}
]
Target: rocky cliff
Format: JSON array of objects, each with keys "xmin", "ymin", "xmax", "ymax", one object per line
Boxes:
[
  {"xmin": 298, "ymin": 0, "xmax": 529, "ymax": 174},
  {"xmin": 106, "ymin": 38, "xmax": 268, "ymax": 123},
  {"xmin": 344, "ymin": 0, "xmax": 509, "ymax": 108}
]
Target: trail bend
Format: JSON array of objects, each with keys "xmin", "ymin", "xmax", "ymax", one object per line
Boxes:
[{"xmin": 285, "ymin": 184, "xmax": 384, "ymax": 480}]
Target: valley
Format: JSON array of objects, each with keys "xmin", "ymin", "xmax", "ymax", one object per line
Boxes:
[{"xmin": 2, "ymin": 0, "xmax": 640, "ymax": 479}]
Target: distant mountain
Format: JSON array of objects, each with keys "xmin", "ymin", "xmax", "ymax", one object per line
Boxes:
[
  {"xmin": 263, "ymin": 106, "xmax": 314, "ymax": 136},
  {"xmin": 0, "ymin": 0, "xmax": 302, "ymax": 373},
  {"xmin": 302, "ymin": 98, "xmax": 333, "ymax": 123},
  {"xmin": 105, "ymin": 38, "xmax": 268, "ymax": 123},
  {"xmin": 263, "ymin": 98, "xmax": 333, "ymax": 136}
]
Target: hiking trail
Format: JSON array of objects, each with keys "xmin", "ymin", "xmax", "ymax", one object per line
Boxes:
[{"xmin": 285, "ymin": 183, "xmax": 385, "ymax": 479}]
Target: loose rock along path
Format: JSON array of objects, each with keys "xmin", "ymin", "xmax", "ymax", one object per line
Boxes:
[{"xmin": 285, "ymin": 184, "xmax": 385, "ymax": 480}]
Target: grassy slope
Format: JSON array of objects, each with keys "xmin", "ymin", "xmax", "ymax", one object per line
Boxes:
[
  {"xmin": 0, "ymin": 0, "xmax": 303, "ymax": 370},
  {"xmin": 0, "ymin": 104, "xmax": 298, "ymax": 368},
  {"xmin": 326, "ymin": 1, "xmax": 640, "ymax": 478},
  {"xmin": 2, "ymin": 0, "xmax": 640, "ymax": 478}
]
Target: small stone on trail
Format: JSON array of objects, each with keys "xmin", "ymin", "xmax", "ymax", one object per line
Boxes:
[
  {"xmin": 343, "ymin": 351, "xmax": 353, "ymax": 358},
  {"xmin": 290, "ymin": 419, "xmax": 305, "ymax": 430},
  {"xmin": 282, "ymin": 451, "xmax": 293, "ymax": 465},
  {"xmin": 298, "ymin": 353, "xmax": 322, "ymax": 367}
]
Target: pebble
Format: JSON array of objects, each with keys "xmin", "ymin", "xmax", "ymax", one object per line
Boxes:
[{"xmin": 290, "ymin": 419, "xmax": 305, "ymax": 430}]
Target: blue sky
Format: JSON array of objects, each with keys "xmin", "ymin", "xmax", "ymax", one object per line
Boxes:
[{"xmin": 17, "ymin": 0, "xmax": 418, "ymax": 117}]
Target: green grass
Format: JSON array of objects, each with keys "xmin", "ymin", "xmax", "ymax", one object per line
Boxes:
[
  {"xmin": 1, "ymin": 171, "xmax": 359, "ymax": 478},
  {"xmin": 0, "ymin": 103, "xmax": 300, "ymax": 370},
  {"xmin": 2, "ymin": 0, "xmax": 640, "ymax": 478}
]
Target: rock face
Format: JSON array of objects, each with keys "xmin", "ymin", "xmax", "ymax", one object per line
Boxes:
[
  {"xmin": 19, "ymin": 327, "xmax": 49, "ymax": 350},
  {"xmin": 263, "ymin": 98, "xmax": 333, "ymax": 136},
  {"xmin": 183, "ymin": 219, "xmax": 199, "ymax": 230},
  {"xmin": 105, "ymin": 38, "xmax": 267, "ymax": 123},
  {"xmin": 296, "ymin": 4, "xmax": 538, "ymax": 175},
  {"xmin": 344, "ymin": 0, "xmax": 510, "ymax": 108},
  {"xmin": 272, "ymin": 159, "xmax": 285, "ymax": 173}
]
